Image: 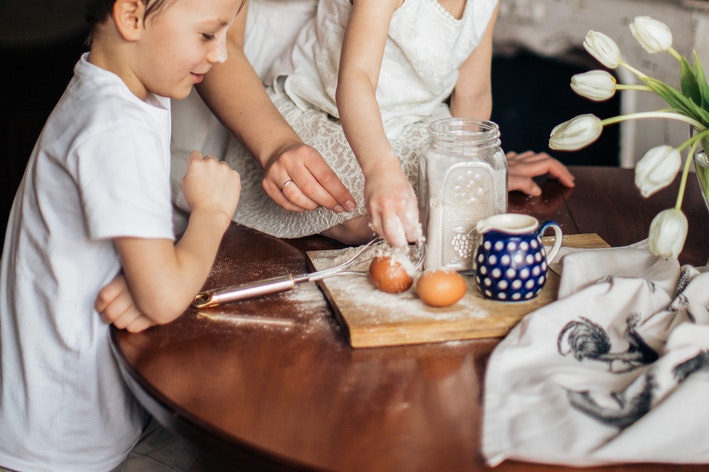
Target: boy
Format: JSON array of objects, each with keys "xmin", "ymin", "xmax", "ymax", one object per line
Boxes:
[{"xmin": 0, "ymin": 0, "xmax": 241, "ymax": 470}]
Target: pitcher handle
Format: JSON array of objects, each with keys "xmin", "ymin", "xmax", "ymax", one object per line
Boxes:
[{"xmin": 537, "ymin": 221, "xmax": 563, "ymax": 264}]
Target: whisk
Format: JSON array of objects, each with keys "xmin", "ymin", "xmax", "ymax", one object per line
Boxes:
[{"xmin": 193, "ymin": 237, "xmax": 426, "ymax": 309}]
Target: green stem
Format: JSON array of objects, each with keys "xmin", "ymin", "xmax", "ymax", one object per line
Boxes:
[
  {"xmin": 676, "ymin": 140, "xmax": 698, "ymax": 210},
  {"xmin": 619, "ymin": 61, "xmax": 648, "ymax": 79},
  {"xmin": 677, "ymin": 128, "xmax": 709, "ymax": 152},
  {"xmin": 600, "ymin": 111, "xmax": 705, "ymax": 129},
  {"xmin": 616, "ymin": 84, "xmax": 652, "ymax": 92},
  {"xmin": 675, "ymin": 127, "xmax": 709, "ymax": 209},
  {"xmin": 667, "ymin": 46, "xmax": 683, "ymax": 63}
]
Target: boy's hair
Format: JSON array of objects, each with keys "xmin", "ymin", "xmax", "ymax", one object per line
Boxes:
[
  {"xmin": 83, "ymin": 0, "xmax": 174, "ymax": 32},
  {"xmin": 82, "ymin": 0, "xmax": 175, "ymax": 44}
]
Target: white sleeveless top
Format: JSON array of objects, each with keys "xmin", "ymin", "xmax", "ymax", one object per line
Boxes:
[{"xmin": 267, "ymin": 0, "xmax": 499, "ymax": 138}]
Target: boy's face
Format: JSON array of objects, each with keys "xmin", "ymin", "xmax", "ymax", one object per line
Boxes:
[{"xmin": 134, "ymin": 0, "xmax": 241, "ymax": 100}]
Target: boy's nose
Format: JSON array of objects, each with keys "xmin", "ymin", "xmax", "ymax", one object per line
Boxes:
[{"xmin": 208, "ymin": 37, "xmax": 228, "ymax": 64}]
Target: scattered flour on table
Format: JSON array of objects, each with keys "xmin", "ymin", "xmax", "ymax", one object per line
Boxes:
[
  {"xmin": 197, "ymin": 254, "xmax": 336, "ymax": 336},
  {"xmin": 192, "ymin": 281, "xmax": 337, "ymax": 340},
  {"xmin": 278, "ymin": 281, "xmax": 342, "ymax": 337}
]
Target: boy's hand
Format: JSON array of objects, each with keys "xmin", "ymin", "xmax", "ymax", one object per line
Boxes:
[
  {"xmin": 181, "ymin": 151, "xmax": 241, "ymax": 224},
  {"xmin": 507, "ymin": 151, "xmax": 576, "ymax": 196},
  {"xmin": 95, "ymin": 276, "xmax": 155, "ymax": 333}
]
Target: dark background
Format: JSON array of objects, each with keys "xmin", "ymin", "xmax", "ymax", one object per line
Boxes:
[
  {"xmin": 491, "ymin": 50, "xmax": 620, "ymax": 166},
  {"xmin": 0, "ymin": 27, "xmax": 620, "ymax": 255}
]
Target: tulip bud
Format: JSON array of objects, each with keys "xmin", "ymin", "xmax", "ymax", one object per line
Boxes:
[
  {"xmin": 648, "ymin": 208, "xmax": 688, "ymax": 259},
  {"xmin": 549, "ymin": 114, "xmax": 603, "ymax": 151},
  {"xmin": 630, "ymin": 16, "xmax": 673, "ymax": 54},
  {"xmin": 583, "ymin": 31, "xmax": 623, "ymax": 69},
  {"xmin": 571, "ymin": 70, "xmax": 617, "ymax": 101},
  {"xmin": 634, "ymin": 145, "xmax": 682, "ymax": 197}
]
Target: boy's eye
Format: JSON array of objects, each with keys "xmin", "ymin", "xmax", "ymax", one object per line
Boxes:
[{"xmin": 201, "ymin": 33, "xmax": 215, "ymax": 41}]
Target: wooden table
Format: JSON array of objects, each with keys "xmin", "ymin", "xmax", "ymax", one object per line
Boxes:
[{"xmin": 111, "ymin": 167, "xmax": 708, "ymax": 471}]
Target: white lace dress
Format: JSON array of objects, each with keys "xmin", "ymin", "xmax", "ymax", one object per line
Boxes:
[{"xmin": 216, "ymin": 0, "xmax": 498, "ymax": 238}]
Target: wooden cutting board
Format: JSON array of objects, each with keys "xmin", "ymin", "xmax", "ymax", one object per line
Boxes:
[{"xmin": 306, "ymin": 233, "xmax": 609, "ymax": 348}]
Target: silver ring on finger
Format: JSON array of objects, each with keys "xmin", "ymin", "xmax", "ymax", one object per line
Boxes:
[{"xmin": 280, "ymin": 179, "xmax": 295, "ymax": 191}]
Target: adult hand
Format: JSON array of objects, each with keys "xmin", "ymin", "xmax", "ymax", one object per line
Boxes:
[
  {"xmin": 262, "ymin": 142, "xmax": 357, "ymax": 214},
  {"xmin": 95, "ymin": 276, "xmax": 155, "ymax": 333},
  {"xmin": 507, "ymin": 150, "xmax": 576, "ymax": 196}
]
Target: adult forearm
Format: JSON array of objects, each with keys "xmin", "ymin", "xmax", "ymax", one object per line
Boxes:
[{"xmin": 197, "ymin": 51, "xmax": 302, "ymax": 170}]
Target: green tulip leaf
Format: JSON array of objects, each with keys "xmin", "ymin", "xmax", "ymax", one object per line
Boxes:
[
  {"xmin": 692, "ymin": 51, "xmax": 709, "ymax": 110},
  {"xmin": 680, "ymin": 55, "xmax": 702, "ymax": 106},
  {"xmin": 641, "ymin": 77, "xmax": 687, "ymax": 111},
  {"xmin": 642, "ymin": 76, "xmax": 709, "ymax": 126}
]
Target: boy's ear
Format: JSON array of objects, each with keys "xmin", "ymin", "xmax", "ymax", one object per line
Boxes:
[{"xmin": 112, "ymin": 0, "xmax": 147, "ymax": 41}]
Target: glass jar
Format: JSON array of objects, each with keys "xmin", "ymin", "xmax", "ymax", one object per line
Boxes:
[{"xmin": 418, "ymin": 118, "xmax": 508, "ymax": 270}]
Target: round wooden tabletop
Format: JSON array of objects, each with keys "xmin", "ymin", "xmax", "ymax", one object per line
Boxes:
[{"xmin": 111, "ymin": 166, "xmax": 708, "ymax": 471}]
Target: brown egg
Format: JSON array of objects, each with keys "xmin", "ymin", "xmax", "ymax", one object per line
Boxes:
[
  {"xmin": 416, "ymin": 270, "xmax": 467, "ymax": 307},
  {"xmin": 368, "ymin": 256, "xmax": 414, "ymax": 294}
]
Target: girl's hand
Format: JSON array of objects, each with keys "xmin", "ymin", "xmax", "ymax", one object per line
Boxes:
[
  {"xmin": 182, "ymin": 151, "xmax": 241, "ymax": 226},
  {"xmin": 262, "ymin": 142, "xmax": 357, "ymax": 214},
  {"xmin": 95, "ymin": 276, "xmax": 155, "ymax": 333},
  {"xmin": 364, "ymin": 160, "xmax": 421, "ymax": 248},
  {"xmin": 507, "ymin": 151, "xmax": 576, "ymax": 196}
]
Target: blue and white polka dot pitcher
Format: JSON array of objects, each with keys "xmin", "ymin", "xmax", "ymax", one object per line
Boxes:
[{"xmin": 472, "ymin": 213, "xmax": 562, "ymax": 302}]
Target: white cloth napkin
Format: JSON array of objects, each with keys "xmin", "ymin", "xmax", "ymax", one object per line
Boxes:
[{"xmin": 482, "ymin": 241, "xmax": 709, "ymax": 467}]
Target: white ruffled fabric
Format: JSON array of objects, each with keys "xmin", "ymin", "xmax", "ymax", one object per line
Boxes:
[{"xmin": 482, "ymin": 242, "xmax": 709, "ymax": 467}]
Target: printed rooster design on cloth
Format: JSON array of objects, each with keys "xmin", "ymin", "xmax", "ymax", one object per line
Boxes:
[
  {"xmin": 557, "ymin": 313, "xmax": 658, "ymax": 373},
  {"xmin": 557, "ymin": 270, "xmax": 709, "ymax": 430}
]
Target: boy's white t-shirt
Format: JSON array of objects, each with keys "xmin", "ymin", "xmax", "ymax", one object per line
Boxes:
[{"xmin": 0, "ymin": 53, "xmax": 174, "ymax": 472}]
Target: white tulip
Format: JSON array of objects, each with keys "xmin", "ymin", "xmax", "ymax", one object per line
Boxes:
[
  {"xmin": 583, "ymin": 31, "xmax": 623, "ymax": 69},
  {"xmin": 571, "ymin": 70, "xmax": 617, "ymax": 101},
  {"xmin": 648, "ymin": 208, "xmax": 688, "ymax": 259},
  {"xmin": 630, "ymin": 16, "xmax": 673, "ymax": 54},
  {"xmin": 549, "ymin": 114, "xmax": 603, "ymax": 151},
  {"xmin": 634, "ymin": 145, "xmax": 682, "ymax": 197}
]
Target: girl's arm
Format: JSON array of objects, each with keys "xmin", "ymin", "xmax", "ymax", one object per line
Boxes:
[
  {"xmin": 336, "ymin": 0, "xmax": 420, "ymax": 248},
  {"xmin": 449, "ymin": 2, "xmax": 498, "ymax": 119},
  {"xmin": 196, "ymin": 0, "xmax": 356, "ymax": 215},
  {"xmin": 450, "ymin": 3, "xmax": 574, "ymax": 194}
]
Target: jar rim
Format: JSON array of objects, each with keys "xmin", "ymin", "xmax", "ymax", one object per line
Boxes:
[
  {"xmin": 428, "ymin": 118, "xmax": 501, "ymax": 149},
  {"xmin": 428, "ymin": 118, "xmax": 499, "ymax": 136}
]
